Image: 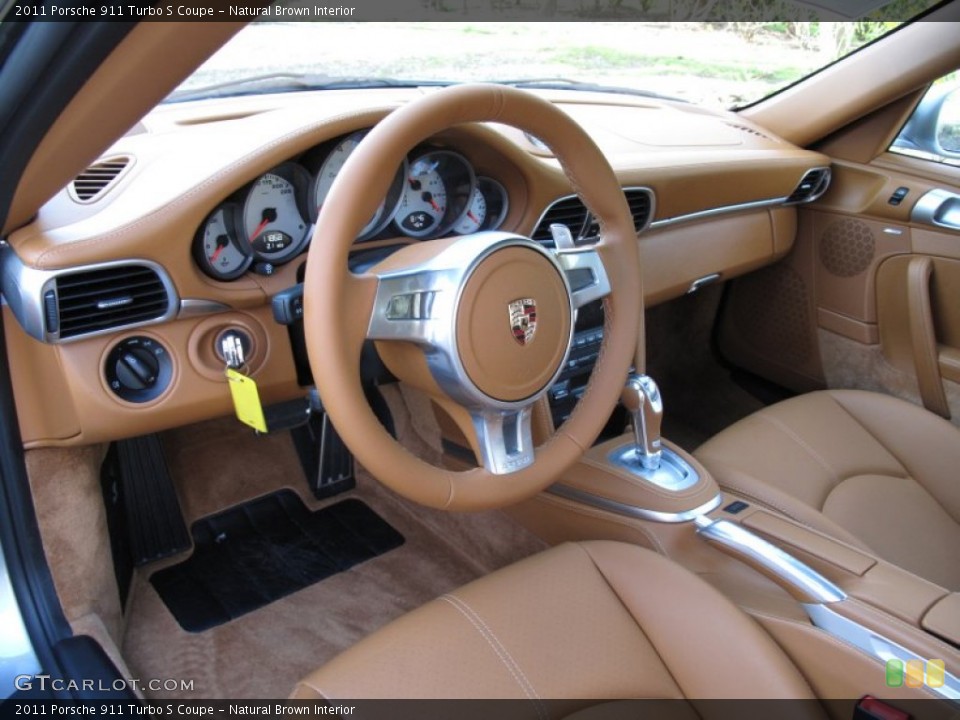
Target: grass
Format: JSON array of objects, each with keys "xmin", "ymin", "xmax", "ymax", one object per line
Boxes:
[{"xmin": 551, "ymin": 46, "xmax": 802, "ymax": 83}]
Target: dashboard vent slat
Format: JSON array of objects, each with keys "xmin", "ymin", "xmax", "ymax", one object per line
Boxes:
[
  {"xmin": 69, "ymin": 156, "xmax": 132, "ymax": 203},
  {"xmin": 532, "ymin": 188, "xmax": 655, "ymax": 245},
  {"xmin": 55, "ymin": 264, "xmax": 171, "ymax": 339},
  {"xmin": 787, "ymin": 167, "xmax": 831, "ymax": 204}
]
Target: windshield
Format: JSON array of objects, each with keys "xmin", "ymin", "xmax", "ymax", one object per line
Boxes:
[{"xmin": 173, "ymin": 18, "xmax": 933, "ymax": 109}]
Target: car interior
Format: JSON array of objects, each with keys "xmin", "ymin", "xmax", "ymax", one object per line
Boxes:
[{"xmin": 1, "ymin": 7, "xmax": 959, "ymax": 713}]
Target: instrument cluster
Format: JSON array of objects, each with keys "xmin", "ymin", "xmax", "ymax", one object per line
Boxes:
[{"xmin": 193, "ymin": 129, "xmax": 509, "ymax": 281}]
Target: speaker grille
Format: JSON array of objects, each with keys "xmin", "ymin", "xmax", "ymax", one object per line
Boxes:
[{"xmin": 819, "ymin": 219, "xmax": 875, "ymax": 278}]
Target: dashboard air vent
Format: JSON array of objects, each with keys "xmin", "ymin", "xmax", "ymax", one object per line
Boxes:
[
  {"xmin": 787, "ymin": 167, "xmax": 831, "ymax": 204},
  {"xmin": 69, "ymin": 156, "xmax": 132, "ymax": 203},
  {"xmin": 55, "ymin": 264, "xmax": 171, "ymax": 339},
  {"xmin": 534, "ymin": 188, "xmax": 655, "ymax": 245},
  {"xmin": 531, "ymin": 196, "xmax": 589, "ymax": 243},
  {"xmin": 725, "ymin": 122, "xmax": 776, "ymax": 142}
]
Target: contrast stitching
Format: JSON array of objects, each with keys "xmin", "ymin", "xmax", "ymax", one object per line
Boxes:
[
  {"xmin": 756, "ymin": 412, "xmax": 839, "ymax": 485},
  {"xmin": 440, "ymin": 594, "xmax": 545, "ymax": 718}
]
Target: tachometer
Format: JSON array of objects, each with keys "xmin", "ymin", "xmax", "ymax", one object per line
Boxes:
[
  {"xmin": 194, "ymin": 203, "xmax": 252, "ymax": 281},
  {"xmin": 395, "ymin": 150, "xmax": 475, "ymax": 239},
  {"xmin": 309, "ymin": 130, "xmax": 406, "ymax": 242},
  {"xmin": 242, "ymin": 163, "xmax": 311, "ymax": 263}
]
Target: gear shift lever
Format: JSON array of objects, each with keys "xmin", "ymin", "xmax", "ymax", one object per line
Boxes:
[{"xmin": 621, "ymin": 374, "xmax": 663, "ymax": 470}]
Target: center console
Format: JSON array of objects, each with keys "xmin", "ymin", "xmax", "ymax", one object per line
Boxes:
[{"xmin": 512, "ymin": 370, "xmax": 960, "ymax": 704}]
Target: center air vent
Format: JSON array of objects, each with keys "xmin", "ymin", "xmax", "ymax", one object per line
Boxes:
[
  {"xmin": 786, "ymin": 167, "xmax": 831, "ymax": 204},
  {"xmin": 54, "ymin": 263, "xmax": 173, "ymax": 340},
  {"xmin": 69, "ymin": 156, "xmax": 132, "ymax": 203},
  {"xmin": 532, "ymin": 187, "xmax": 655, "ymax": 245}
]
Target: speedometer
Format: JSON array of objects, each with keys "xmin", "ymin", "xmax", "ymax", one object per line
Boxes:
[
  {"xmin": 395, "ymin": 150, "xmax": 475, "ymax": 239},
  {"xmin": 242, "ymin": 163, "xmax": 311, "ymax": 263},
  {"xmin": 309, "ymin": 130, "xmax": 406, "ymax": 242}
]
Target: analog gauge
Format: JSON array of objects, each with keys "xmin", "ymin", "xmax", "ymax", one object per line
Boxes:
[
  {"xmin": 309, "ymin": 130, "xmax": 407, "ymax": 242},
  {"xmin": 194, "ymin": 203, "xmax": 252, "ymax": 281},
  {"xmin": 395, "ymin": 150, "xmax": 475, "ymax": 239},
  {"xmin": 242, "ymin": 163, "xmax": 311, "ymax": 263},
  {"xmin": 450, "ymin": 177, "xmax": 508, "ymax": 235}
]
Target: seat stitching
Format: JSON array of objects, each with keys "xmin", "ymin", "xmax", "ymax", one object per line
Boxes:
[
  {"xmin": 827, "ymin": 394, "xmax": 912, "ymax": 480},
  {"xmin": 440, "ymin": 594, "xmax": 545, "ymax": 716},
  {"xmin": 573, "ymin": 543, "xmax": 687, "ymax": 699},
  {"xmin": 756, "ymin": 412, "xmax": 839, "ymax": 485}
]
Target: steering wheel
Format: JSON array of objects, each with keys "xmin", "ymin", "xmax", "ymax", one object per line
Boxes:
[{"xmin": 303, "ymin": 84, "xmax": 641, "ymax": 511}]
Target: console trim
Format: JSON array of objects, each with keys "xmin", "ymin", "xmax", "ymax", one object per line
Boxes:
[
  {"xmin": 545, "ymin": 483, "xmax": 722, "ymax": 523},
  {"xmin": 803, "ymin": 602, "xmax": 960, "ymax": 702}
]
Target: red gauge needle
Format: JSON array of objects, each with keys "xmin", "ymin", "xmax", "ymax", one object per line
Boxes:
[
  {"xmin": 429, "ymin": 198, "xmax": 441, "ymax": 212},
  {"xmin": 209, "ymin": 245, "xmax": 225, "ymax": 263},
  {"xmin": 467, "ymin": 211, "xmax": 479, "ymax": 223},
  {"xmin": 250, "ymin": 217, "xmax": 271, "ymax": 239}
]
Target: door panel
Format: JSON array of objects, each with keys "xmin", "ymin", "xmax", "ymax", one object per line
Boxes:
[{"xmin": 718, "ymin": 157, "xmax": 960, "ymax": 427}]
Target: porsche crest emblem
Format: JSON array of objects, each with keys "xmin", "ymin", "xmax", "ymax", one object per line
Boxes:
[{"xmin": 508, "ymin": 298, "xmax": 537, "ymax": 346}]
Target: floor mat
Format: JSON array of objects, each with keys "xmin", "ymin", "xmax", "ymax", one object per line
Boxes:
[{"xmin": 150, "ymin": 491, "xmax": 404, "ymax": 632}]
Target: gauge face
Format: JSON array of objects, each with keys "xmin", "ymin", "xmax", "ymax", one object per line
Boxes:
[
  {"xmin": 452, "ymin": 187, "xmax": 487, "ymax": 235},
  {"xmin": 395, "ymin": 150, "xmax": 475, "ymax": 239},
  {"xmin": 194, "ymin": 204, "xmax": 252, "ymax": 280},
  {"xmin": 396, "ymin": 155, "xmax": 448, "ymax": 238},
  {"xmin": 450, "ymin": 177, "xmax": 508, "ymax": 235},
  {"xmin": 243, "ymin": 166, "xmax": 309, "ymax": 262},
  {"xmin": 310, "ymin": 130, "xmax": 407, "ymax": 242}
]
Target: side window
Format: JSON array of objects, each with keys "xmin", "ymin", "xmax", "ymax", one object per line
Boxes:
[{"xmin": 890, "ymin": 73, "xmax": 960, "ymax": 167}]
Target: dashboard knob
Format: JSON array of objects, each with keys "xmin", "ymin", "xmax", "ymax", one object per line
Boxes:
[{"xmin": 115, "ymin": 346, "xmax": 160, "ymax": 390}]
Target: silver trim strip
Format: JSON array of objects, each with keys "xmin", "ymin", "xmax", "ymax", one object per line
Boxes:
[
  {"xmin": 650, "ymin": 197, "xmax": 787, "ymax": 230},
  {"xmin": 178, "ymin": 298, "xmax": 232, "ymax": 319},
  {"xmin": 0, "ymin": 535, "xmax": 42, "ymax": 700},
  {"xmin": 606, "ymin": 444, "xmax": 699, "ymax": 492},
  {"xmin": 0, "ymin": 245, "xmax": 179, "ymax": 344},
  {"xmin": 697, "ymin": 519, "xmax": 847, "ymax": 604},
  {"xmin": 545, "ymin": 483, "xmax": 722, "ymax": 523},
  {"xmin": 803, "ymin": 603, "xmax": 960, "ymax": 702}
]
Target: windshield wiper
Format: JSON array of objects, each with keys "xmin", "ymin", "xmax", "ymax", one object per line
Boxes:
[
  {"xmin": 499, "ymin": 78, "xmax": 687, "ymax": 103},
  {"xmin": 165, "ymin": 73, "xmax": 452, "ymax": 103}
]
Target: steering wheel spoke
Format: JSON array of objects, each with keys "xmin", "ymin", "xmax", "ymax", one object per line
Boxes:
[
  {"xmin": 470, "ymin": 405, "xmax": 535, "ymax": 475},
  {"xmin": 555, "ymin": 247, "xmax": 612, "ymax": 308},
  {"xmin": 366, "ymin": 268, "xmax": 452, "ymax": 344}
]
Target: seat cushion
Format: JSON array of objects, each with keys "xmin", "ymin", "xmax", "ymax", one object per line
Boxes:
[
  {"xmin": 292, "ymin": 541, "xmax": 817, "ymax": 701},
  {"xmin": 695, "ymin": 390, "xmax": 960, "ymax": 590}
]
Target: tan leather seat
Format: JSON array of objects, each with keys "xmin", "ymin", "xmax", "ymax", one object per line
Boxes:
[
  {"xmin": 695, "ymin": 389, "xmax": 960, "ymax": 590},
  {"xmin": 293, "ymin": 541, "xmax": 819, "ymax": 702}
]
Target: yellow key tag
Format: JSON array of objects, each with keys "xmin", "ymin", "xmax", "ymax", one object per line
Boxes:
[{"xmin": 226, "ymin": 368, "xmax": 268, "ymax": 433}]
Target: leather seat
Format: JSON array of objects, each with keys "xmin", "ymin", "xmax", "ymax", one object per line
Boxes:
[
  {"xmin": 695, "ymin": 389, "xmax": 960, "ymax": 590},
  {"xmin": 293, "ymin": 540, "xmax": 820, "ymax": 702}
]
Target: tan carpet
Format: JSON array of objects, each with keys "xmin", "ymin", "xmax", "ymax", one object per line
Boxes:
[{"xmin": 122, "ymin": 407, "xmax": 548, "ymax": 699}]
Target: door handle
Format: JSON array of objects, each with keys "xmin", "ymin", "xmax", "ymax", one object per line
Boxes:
[
  {"xmin": 906, "ymin": 256, "xmax": 951, "ymax": 418},
  {"xmin": 912, "ymin": 188, "xmax": 960, "ymax": 231}
]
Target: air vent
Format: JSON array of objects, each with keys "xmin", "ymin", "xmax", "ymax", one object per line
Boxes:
[
  {"xmin": 69, "ymin": 156, "xmax": 132, "ymax": 203},
  {"xmin": 55, "ymin": 264, "xmax": 172, "ymax": 339},
  {"xmin": 725, "ymin": 122, "xmax": 776, "ymax": 141},
  {"xmin": 624, "ymin": 188, "xmax": 654, "ymax": 232},
  {"xmin": 533, "ymin": 188, "xmax": 656, "ymax": 245},
  {"xmin": 531, "ymin": 196, "xmax": 589, "ymax": 243},
  {"xmin": 787, "ymin": 167, "xmax": 831, "ymax": 204}
]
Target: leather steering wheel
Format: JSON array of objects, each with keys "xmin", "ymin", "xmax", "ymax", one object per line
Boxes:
[{"xmin": 303, "ymin": 84, "xmax": 641, "ymax": 511}]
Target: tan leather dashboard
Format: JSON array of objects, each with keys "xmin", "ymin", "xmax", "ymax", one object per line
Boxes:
[{"xmin": 1, "ymin": 87, "xmax": 829, "ymax": 447}]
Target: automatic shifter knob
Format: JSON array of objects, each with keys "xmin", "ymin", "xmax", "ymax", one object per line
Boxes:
[{"xmin": 621, "ymin": 374, "xmax": 663, "ymax": 470}]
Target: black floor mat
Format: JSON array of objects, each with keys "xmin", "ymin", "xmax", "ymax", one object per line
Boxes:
[{"xmin": 150, "ymin": 492, "xmax": 404, "ymax": 632}]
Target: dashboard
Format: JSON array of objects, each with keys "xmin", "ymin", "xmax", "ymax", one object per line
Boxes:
[
  {"xmin": 195, "ymin": 129, "xmax": 511, "ymax": 281},
  {"xmin": 0, "ymin": 87, "xmax": 831, "ymax": 448}
]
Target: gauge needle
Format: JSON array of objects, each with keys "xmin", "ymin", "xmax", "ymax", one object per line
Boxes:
[
  {"xmin": 422, "ymin": 192, "xmax": 441, "ymax": 212},
  {"xmin": 209, "ymin": 234, "xmax": 229, "ymax": 263},
  {"xmin": 408, "ymin": 177, "xmax": 421, "ymax": 190},
  {"xmin": 467, "ymin": 211, "xmax": 479, "ymax": 223},
  {"xmin": 251, "ymin": 208, "xmax": 278, "ymax": 239}
]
